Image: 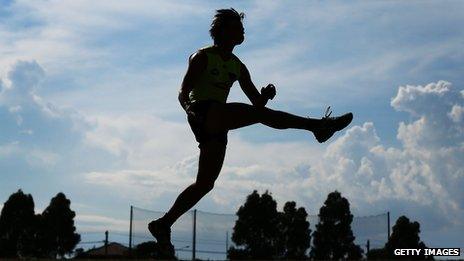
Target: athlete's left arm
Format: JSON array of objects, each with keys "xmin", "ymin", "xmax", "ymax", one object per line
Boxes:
[{"xmin": 238, "ymin": 62, "xmax": 274, "ymax": 107}]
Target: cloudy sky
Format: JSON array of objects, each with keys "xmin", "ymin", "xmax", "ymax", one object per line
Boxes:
[{"xmin": 1, "ymin": 0, "xmax": 463, "ymax": 253}]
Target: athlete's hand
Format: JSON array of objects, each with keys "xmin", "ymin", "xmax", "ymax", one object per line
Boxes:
[{"xmin": 261, "ymin": 84, "xmax": 276, "ymax": 100}]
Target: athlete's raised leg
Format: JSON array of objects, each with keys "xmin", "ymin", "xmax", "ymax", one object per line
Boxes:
[
  {"xmin": 204, "ymin": 102, "xmax": 352, "ymax": 143},
  {"xmin": 205, "ymin": 102, "xmax": 320, "ymax": 133}
]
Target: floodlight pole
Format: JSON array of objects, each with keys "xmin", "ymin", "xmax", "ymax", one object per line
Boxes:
[
  {"xmin": 129, "ymin": 205, "xmax": 133, "ymax": 255},
  {"xmin": 192, "ymin": 209, "xmax": 197, "ymax": 261},
  {"xmin": 366, "ymin": 239, "xmax": 370, "ymax": 257},
  {"xmin": 104, "ymin": 230, "xmax": 109, "ymax": 256},
  {"xmin": 387, "ymin": 211, "xmax": 390, "ymax": 240},
  {"xmin": 226, "ymin": 231, "xmax": 229, "ymax": 255}
]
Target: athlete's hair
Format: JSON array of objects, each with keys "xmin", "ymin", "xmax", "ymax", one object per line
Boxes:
[{"xmin": 210, "ymin": 8, "xmax": 245, "ymax": 43}]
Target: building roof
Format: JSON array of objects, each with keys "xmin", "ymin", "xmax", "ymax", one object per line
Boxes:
[{"xmin": 85, "ymin": 242, "xmax": 129, "ymax": 256}]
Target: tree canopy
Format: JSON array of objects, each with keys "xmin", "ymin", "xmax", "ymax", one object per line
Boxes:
[
  {"xmin": 229, "ymin": 190, "xmax": 312, "ymax": 260},
  {"xmin": 39, "ymin": 192, "xmax": 81, "ymax": 258},
  {"xmin": 229, "ymin": 190, "xmax": 284, "ymax": 259},
  {"xmin": 0, "ymin": 190, "xmax": 37, "ymax": 257},
  {"xmin": 0, "ymin": 190, "xmax": 80, "ymax": 258},
  {"xmin": 310, "ymin": 190, "xmax": 363, "ymax": 260},
  {"xmin": 369, "ymin": 215, "xmax": 432, "ymax": 260},
  {"xmin": 280, "ymin": 201, "xmax": 311, "ymax": 259}
]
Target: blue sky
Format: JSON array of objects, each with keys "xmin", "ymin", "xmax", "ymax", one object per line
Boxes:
[{"xmin": 1, "ymin": 0, "xmax": 464, "ymax": 255}]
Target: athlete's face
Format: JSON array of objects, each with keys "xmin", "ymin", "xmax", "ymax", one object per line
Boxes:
[{"xmin": 225, "ymin": 20, "xmax": 245, "ymax": 45}]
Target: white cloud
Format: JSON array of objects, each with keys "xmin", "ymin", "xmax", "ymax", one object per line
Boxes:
[
  {"xmin": 0, "ymin": 141, "xmax": 21, "ymax": 158},
  {"xmin": 3, "ymin": 0, "xmax": 462, "ymax": 110},
  {"xmin": 0, "ymin": 61, "xmax": 92, "ymax": 170},
  {"xmin": 76, "ymin": 214, "xmax": 128, "ymax": 233},
  {"xmin": 82, "ymin": 164, "xmax": 194, "ymax": 204},
  {"xmin": 392, "ymin": 81, "xmax": 463, "ymax": 149},
  {"xmin": 448, "ymin": 104, "xmax": 464, "ymax": 123},
  {"xmin": 83, "ymin": 113, "xmax": 197, "ymax": 168},
  {"xmin": 0, "ymin": 0, "xmax": 209, "ymax": 72},
  {"xmin": 0, "ymin": 61, "xmax": 44, "ymax": 106},
  {"xmin": 77, "ymin": 87, "xmax": 323, "ymax": 208},
  {"xmin": 25, "ymin": 148, "xmax": 60, "ymax": 168},
  {"xmin": 304, "ymin": 81, "xmax": 464, "ymax": 230}
]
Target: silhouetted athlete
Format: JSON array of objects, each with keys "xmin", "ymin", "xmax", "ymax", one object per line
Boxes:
[{"xmin": 149, "ymin": 8, "xmax": 353, "ymax": 253}]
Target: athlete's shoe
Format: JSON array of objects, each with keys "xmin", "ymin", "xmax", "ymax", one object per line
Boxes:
[
  {"xmin": 313, "ymin": 106, "xmax": 353, "ymax": 143},
  {"xmin": 148, "ymin": 219, "xmax": 172, "ymax": 245}
]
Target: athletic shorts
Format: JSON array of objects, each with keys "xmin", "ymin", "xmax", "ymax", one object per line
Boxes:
[{"xmin": 186, "ymin": 100, "xmax": 228, "ymax": 149}]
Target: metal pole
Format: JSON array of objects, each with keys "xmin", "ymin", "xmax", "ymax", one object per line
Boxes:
[
  {"xmin": 105, "ymin": 230, "xmax": 109, "ymax": 256},
  {"xmin": 129, "ymin": 205, "xmax": 133, "ymax": 254},
  {"xmin": 226, "ymin": 231, "xmax": 229, "ymax": 255},
  {"xmin": 387, "ymin": 211, "xmax": 390, "ymax": 240},
  {"xmin": 366, "ymin": 239, "xmax": 370, "ymax": 258},
  {"xmin": 192, "ymin": 209, "xmax": 197, "ymax": 260}
]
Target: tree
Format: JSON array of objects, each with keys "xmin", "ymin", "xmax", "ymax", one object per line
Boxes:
[
  {"xmin": 134, "ymin": 241, "xmax": 157, "ymax": 258},
  {"xmin": 310, "ymin": 191, "xmax": 363, "ymax": 260},
  {"xmin": 228, "ymin": 190, "xmax": 284, "ymax": 259},
  {"xmin": 280, "ymin": 201, "xmax": 311, "ymax": 259},
  {"xmin": 377, "ymin": 215, "xmax": 432, "ymax": 260},
  {"xmin": 133, "ymin": 241, "xmax": 170, "ymax": 259},
  {"xmin": 367, "ymin": 247, "xmax": 389, "ymax": 260},
  {"xmin": 39, "ymin": 192, "xmax": 80, "ymax": 258},
  {"xmin": 0, "ymin": 190, "xmax": 38, "ymax": 257}
]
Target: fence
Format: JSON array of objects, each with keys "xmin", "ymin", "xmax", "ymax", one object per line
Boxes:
[{"xmin": 129, "ymin": 206, "xmax": 390, "ymax": 260}]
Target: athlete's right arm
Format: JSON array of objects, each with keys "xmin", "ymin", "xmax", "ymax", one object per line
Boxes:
[
  {"xmin": 178, "ymin": 51, "xmax": 207, "ymax": 111},
  {"xmin": 239, "ymin": 62, "xmax": 271, "ymax": 107}
]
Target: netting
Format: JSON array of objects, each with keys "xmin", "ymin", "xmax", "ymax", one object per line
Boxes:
[
  {"xmin": 131, "ymin": 206, "xmax": 388, "ymax": 260},
  {"xmin": 131, "ymin": 207, "xmax": 194, "ymax": 260},
  {"xmin": 350, "ymin": 213, "xmax": 390, "ymax": 250}
]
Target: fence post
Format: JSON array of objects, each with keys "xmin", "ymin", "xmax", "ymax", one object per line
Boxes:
[
  {"xmin": 387, "ymin": 211, "xmax": 390, "ymax": 240},
  {"xmin": 129, "ymin": 205, "xmax": 133, "ymax": 255},
  {"xmin": 192, "ymin": 209, "xmax": 197, "ymax": 261},
  {"xmin": 105, "ymin": 230, "xmax": 109, "ymax": 256},
  {"xmin": 226, "ymin": 231, "xmax": 229, "ymax": 255},
  {"xmin": 366, "ymin": 239, "xmax": 370, "ymax": 258}
]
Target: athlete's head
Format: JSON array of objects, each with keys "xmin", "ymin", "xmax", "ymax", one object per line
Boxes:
[{"xmin": 210, "ymin": 8, "xmax": 245, "ymax": 46}]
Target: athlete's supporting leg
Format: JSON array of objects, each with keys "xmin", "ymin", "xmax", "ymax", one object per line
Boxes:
[
  {"xmin": 158, "ymin": 141, "xmax": 227, "ymax": 227},
  {"xmin": 205, "ymin": 102, "xmax": 321, "ymax": 133}
]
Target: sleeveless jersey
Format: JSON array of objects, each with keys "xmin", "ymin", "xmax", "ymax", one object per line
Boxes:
[{"xmin": 188, "ymin": 46, "xmax": 242, "ymax": 104}]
